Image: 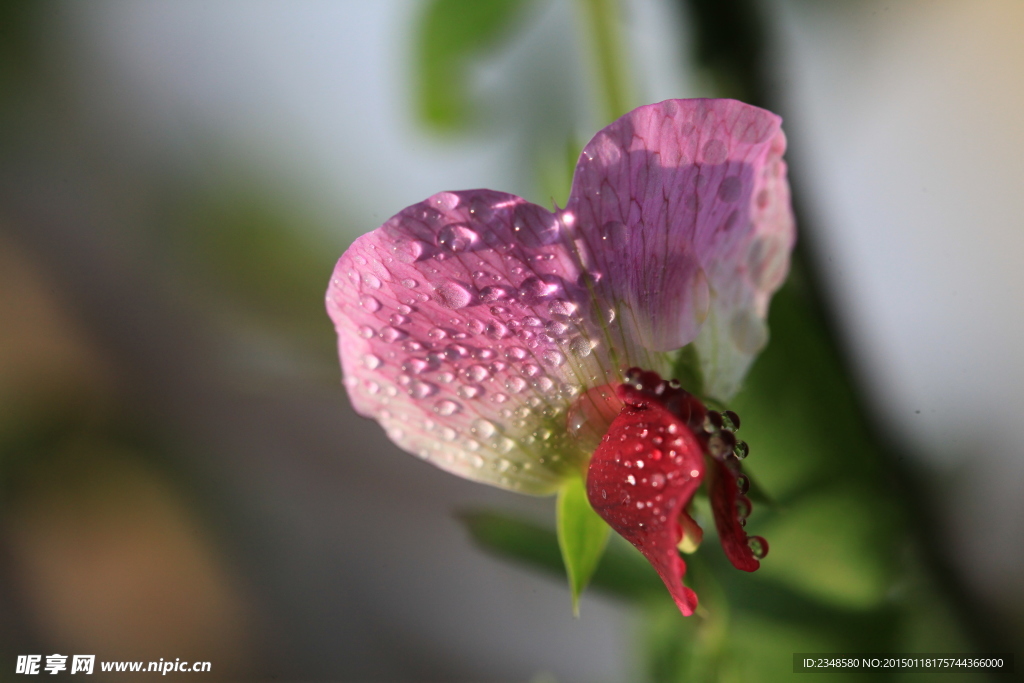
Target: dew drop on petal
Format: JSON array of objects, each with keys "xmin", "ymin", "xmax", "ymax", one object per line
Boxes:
[
  {"xmin": 747, "ymin": 536, "xmax": 768, "ymax": 559},
  {"xmin": 434, "ymin": 399, "xmax": 461, "ymax": 416},
  {"xmin": 428, "ymin": 327, "xmax": 447, "ymax": 341},
  {"xmin": 392, "ymin": 239, "xmax": 427, "ymax": 264},
  {"xmin": 363, "ymin": 354, "xmax": 383, "ymax": 370},
  {"xmin": 464, "ymin": 364, "xmax": 490, "ymax": 382},
  {"xmin": 505, "ymin": 377, "xmax": 527, "ymax": 394},
  {"xmin": 360, "ymin": 295, "xmax": 382, "ymax": 312},
  {"xmin": 389, "ymin": 313, "xmax": 410, "ymax": 326},
  {"xmin": 435, "ymin": 280, "xmax": 474, "ymax": 309},
  {"xmin": 362, "ymin": 273, "xmax": 382, "ymax": 289},
  {"xmin": 358, "ymin": 325, "xmax": 375, "ymax": 339},
  {"xmin": 457, "ymin": 384, "xmax": 484, "ymax": 399},
  {"xmin": 472, "ymin": 419, "xmax": 497, "ymax": 438},
  {"xmin": 437, "ymin": 223, "xmax": 480, "ymax": 252},
  {"xmin": 541, "ymin": 349, "xmax": 565, "ymax": 366},
  {"xmin": 480, "ymin": 285, "xmax": 514, "ymax": 302},
  {"xmin": 379, "ymin": 326, "xmax": 406, "ymax": 343},
  {"xmin": 409, "ymin": 380, "xmax": 438, "ymax": 398},
  {"xmin": 519, "ymin": 275, "xmax": 563, "ymax": 301},
  {"xmin": 548, "ymin": 299, "xmax": 576, "ymax": 317},
  {"xmin": 536, "ymin": 377, "xmax": 555, "ymax": 393},
  {"xmin": 569, "ymin": 336, "xmax": 594, "ymax": 358}
]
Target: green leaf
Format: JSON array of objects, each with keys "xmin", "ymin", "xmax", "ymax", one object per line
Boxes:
[
  {"xmin": 556, "ymin": 475, "xmax": 611, "ymax": 615},
  {"xmin": 415, "ymin": 0, "xmax": 533, "ymax": 131}
]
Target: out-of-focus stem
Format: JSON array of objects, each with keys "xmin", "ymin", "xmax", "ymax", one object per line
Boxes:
[{"xmin": 576, "ymin": 0, "xmax": 631, "ymax": 122}]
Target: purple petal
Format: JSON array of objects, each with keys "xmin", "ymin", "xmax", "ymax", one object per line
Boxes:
[
  {"xmin": 327, "ymin": 190, "xmax": 666, "ymax": 493},
  {"xmin": 567, "ymin": 99, "xmax": 795, "ymax": 400}
]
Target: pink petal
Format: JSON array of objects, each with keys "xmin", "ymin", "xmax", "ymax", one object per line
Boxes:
[
  {"xmin": 567, "ymin": 99, "xmax": 795, "ymax": 400},
  {"xmin": 327, "ymin": 190, "xmax": 662, "ymax": 493}
]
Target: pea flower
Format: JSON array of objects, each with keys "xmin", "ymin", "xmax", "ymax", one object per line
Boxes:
[{"xmin": 326, "ymin": 99, "xmax": 794, "ymax": 616}]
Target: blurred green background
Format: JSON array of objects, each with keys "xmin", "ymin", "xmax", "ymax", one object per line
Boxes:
[{"xmin": 0, "ymin": 1, "xmax": 1021, "ymax": 681}]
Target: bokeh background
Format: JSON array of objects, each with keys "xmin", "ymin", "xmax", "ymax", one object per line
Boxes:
[{"xmin": 1, "ymin": 1, "xmax": 1021, "ymax": 681}]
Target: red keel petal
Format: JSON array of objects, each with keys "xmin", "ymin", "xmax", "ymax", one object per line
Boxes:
[
  {"xmin": 708, "ymin": 457, "xmax": 764, "ymax": 572},
  {"xmin": 586, "ymin": 393, "xmax": 705, "ymax": 616}
]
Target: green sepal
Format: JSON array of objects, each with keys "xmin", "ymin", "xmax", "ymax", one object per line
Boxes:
[
  {"xmin": 556, "ymin": 474, "xmax": 611, "ymax": 615},
  {"xmin": 671, "ymin": 343, "xmax": 705, "ymax": 398}
]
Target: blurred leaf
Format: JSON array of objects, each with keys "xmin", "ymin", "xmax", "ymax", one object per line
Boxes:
[
  {"xmin": 458, "ymin": 509, "xmax": 664, "ymax": 601},
  {"xmin": 556, "ymin": 475, "xmax": 610, "ymax": 614},
  {"xmin": 415, "ymin": 0, "xmax": 534, "ymax": 131},
  {"xmin": 172, "ymin": 185, "xmax": 337, "ymax": 339}
]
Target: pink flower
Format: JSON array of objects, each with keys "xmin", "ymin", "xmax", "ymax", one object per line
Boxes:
[{"xmin": 326, "ymin": 99, "xmax": 794, "ymax": 615}]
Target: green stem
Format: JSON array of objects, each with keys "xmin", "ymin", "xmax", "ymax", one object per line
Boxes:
[{"xmin": 576, "ymin": 0, "xmax": 631, "ymax": 122}]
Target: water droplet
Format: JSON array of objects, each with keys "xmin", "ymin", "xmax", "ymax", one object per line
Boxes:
[
  {"xmin": 437, "ymin": 223, "xmax": 479, "ymax": 253},
  {"xmin": 444, "ymin": 343, "xmax": 470, "ymax": 359},
  {"xmin": 427, "ymin": 327, "xmax": 447, "ymax": 341},
  {"xmin": 541, "ymin": 349, "xmax": 565, "ymax": 366},
  {"xmin": 535, "ymin": 377, "xmax": 555, "ymax": 393},
  {"xmin": 474, "ymin": 348, "xmax": 496, "ymax": 360},
  {"xmin": 360, "ymin": 295, "xmax": 382, "ymax": 312},
  {"xmin": 379, "ymin": 326, "xmax": 406, "ymax": 343},
  {"xmin": 440, "ymin": 427, "xmax": 457, "ymax": 441},
  {"xmin": 401, "ymin": 358, "xmax": 431, "ymax": 374},
  {"xmin": 362, "ymin": 273, "xmax": 382, "ymax": 289},
  {"xmin": 485, "ymin": 322, "xmax": 510, "ymax": 340},
  {"xmin": 397, "ymin": 304, "xmax": 413, "ymax": 315},
  {"xmin": 717, "ymin": 176, "xmax": 743, "ymax": 203},
  {"xmin": 437, "ymin": 371, "xmax": 455, "ymax": 383},
  {"xmin": 506, "ymin": 347, "xmax": 528, "ymax": 360},
  {"xmin": 389, "ymin": 313, "xmax": 410, "ymax": 326},
  {"xmin": 505, "ymin": 377, "xmax": 527, "ymax": 394},
  {"xmin": 435, "ymin": 280, "xmax": 474, "ymax": 309},
  {"xmin": 409, "ymin": 380, "xmax": 438, "ymax": 398},
  {"xmin": 363, "ymin": 354, "xmax": 383, "ymax": 370},
  {"xmin": 401, "ymin": 278, "xmax": 418, "ymax": 289},
  {"xmin": 491, "ymin": 392, "xmax": 508, "ymax": 404},
  {"xmin": 472, "ymin": 419, "xmax": 497, "ymax": 438},
  {"xmin": 649, "ymin": 473, "xmax": 666, "ymax": 489},
  {"xmin": 480, "ymin": 285, "xmax": 514, "ymax": 302},
  {"xmin": 358, "ymin": 325, "xmax": 375, "ymax": 339},
  {"xmin": 704, "ymin": 411, "xmax": 724, "ymax": 433},
  {"xmin": 569, "ymin": 336, "xmax": 594, "ymax": 358},
  {"xmin": 548, "ymin": 299, "xmax": 576, "ymax": 317},
  {"xmin": 736, "ymin": 474, "xmax": 750, "ymax": 494},
  {"xmin": 497, "ymin": 437, "xmax": 515, "ymax": 453},
  {"xmin": 747, "ymin": 536, "xmax": 768, "ymax": 559},
  {"xmin": 701, "ymin": 139, "xmax": 727, "ymax": 164},
  {"xmin": 364, "ymin": 380, "xmax": 380, "ymax": 394},
  {"xmin": 733, "ymin": 441, "xmax": 749, "ymax": 460},
  {"xmin": 735, "ymin": 496, "xmax": 752, "ymax": 520},
  {"xmin": 457, "ymin": 384, "xmax": 484, "ymax": 399},
  {"xmin": 392, "ymin": 239, "xmax": 428, "ymax": 263},
  {"xmin": 519, "ymin": 275, "xmax": 563, "ymax": 301},
  {"xmin": 464, "ymin": 364, "xmax": 490, "ymax": 382},
  {"xmin": 434, "ymin": 399, "xmax": 461, "ymax": 416},
  {"xmin": 722, "ymin": 410, "xmax": 741, "ymax": 431},
  {"xmin": 626, "ymin": 475, "xmax": 636, "ymax": 485}
]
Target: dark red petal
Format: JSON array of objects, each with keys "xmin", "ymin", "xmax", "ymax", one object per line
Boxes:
[
  {"xmin": 708, "ymin": 457, "xmax": 762, "ymax": 572},
  {"xmin": 586, "ymin": 398, "xmax": 705, "ymax": 616}
]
